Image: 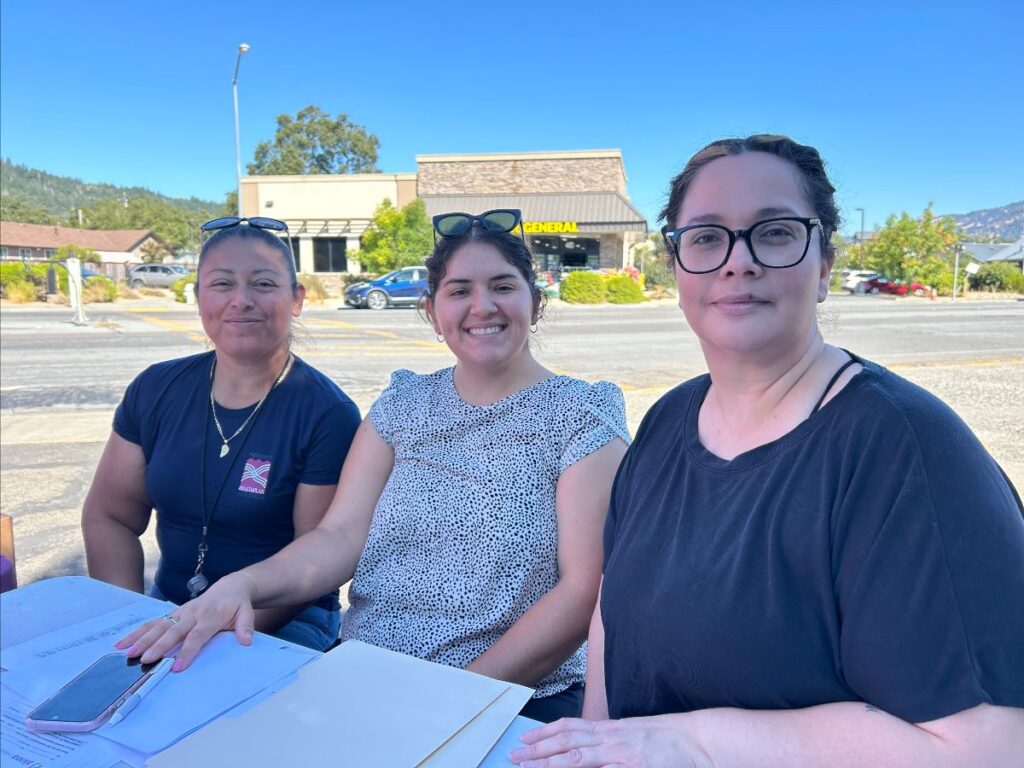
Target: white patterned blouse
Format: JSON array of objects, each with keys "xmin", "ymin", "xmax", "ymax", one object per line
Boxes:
[{"xmin": 339, "ymin": 367, "xmax": 629, "ymax": 698}]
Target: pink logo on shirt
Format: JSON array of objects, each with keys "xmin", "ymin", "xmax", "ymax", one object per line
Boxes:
[{"xmin": 239, "ymin": 458, "xmax": 271, "ymax": 495}]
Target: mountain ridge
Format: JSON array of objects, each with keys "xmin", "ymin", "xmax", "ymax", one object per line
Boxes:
[
  {"xmin": 0, "ymin": 159, "xmax": 220, "ymax": 218},
  {"xmin": 943, "ymin": 200, "xmax": 1022, "ymax": 242}
]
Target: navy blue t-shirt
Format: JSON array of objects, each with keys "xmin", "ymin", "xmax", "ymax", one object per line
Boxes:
[
  {"xmin": 114, "ymin": 351, "xmax": 361, "ymax": 610},
  {"xmin": 602, "ymin": 359, "xmax": 1024, "ymax": 724}
]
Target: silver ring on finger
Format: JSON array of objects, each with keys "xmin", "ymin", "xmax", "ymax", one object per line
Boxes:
[{"xmin": 164, "ymin": 614, "xmax": 180, "ymax": 625}]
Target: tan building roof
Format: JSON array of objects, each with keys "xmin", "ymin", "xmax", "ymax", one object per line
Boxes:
[
  {"xmin": 421, "ymin": 192, "xmax": 647, "ymax": 233},
  {"xmin": 0, "ymin": 221, "xmax": 154, "ymax": 251}
]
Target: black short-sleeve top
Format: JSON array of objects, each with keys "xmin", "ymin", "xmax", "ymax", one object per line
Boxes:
[{"xmin": 601, "ymin": 358, "xmax": 1024, "ymax": 723}]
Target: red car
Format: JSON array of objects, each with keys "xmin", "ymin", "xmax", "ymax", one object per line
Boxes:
[{"xmin": 862, "ymin": 277, "xmax": 930, "ymax": 296}]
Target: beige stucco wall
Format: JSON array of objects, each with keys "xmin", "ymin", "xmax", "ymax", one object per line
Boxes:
[{"xmin": 240, "ymin": 174, "xmax": 417, "ymax": 221}]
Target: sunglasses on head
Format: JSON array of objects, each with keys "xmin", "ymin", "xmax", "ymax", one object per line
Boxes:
[
  {"xmin": 200, "ymin": 216, "xmax": 289, "ymax": 234},
  {"xmin": 199, "ymin": 216, "xmax": 296, "ymax": 263},
  {"xmin": 431, "ymin": 209, "xmax": 524, "ymax": 244}
]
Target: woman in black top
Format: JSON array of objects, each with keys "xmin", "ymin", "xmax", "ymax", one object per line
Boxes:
[{"xmin": 511, "ymin": 135, "xmax": 1024, "ymax": 767}]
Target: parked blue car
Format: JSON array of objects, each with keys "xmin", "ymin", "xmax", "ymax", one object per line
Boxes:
[{"xmin": 344, "ymin": 266, "xmax": 428, "ymax": 310}]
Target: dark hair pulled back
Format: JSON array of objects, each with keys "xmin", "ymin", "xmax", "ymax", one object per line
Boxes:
[
  {"xmin": 424, "ymin": 227, "xmax": 545, "ymax": 318},
  {"xmin": 659, "ymin": 134, "xmax": 842, "ymax": 260}
]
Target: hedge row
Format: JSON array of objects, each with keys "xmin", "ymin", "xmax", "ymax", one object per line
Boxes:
[
  {"xmin": 560, "ymin": 271, "xmax": 647, "ymax": 304},
  {"xmin": 0, "ymin": 263, "xmax": 117, "ymax": 303},
  {"xmin": 968, "ymin": 262, "xmax": 1024, "ymax": 293}
]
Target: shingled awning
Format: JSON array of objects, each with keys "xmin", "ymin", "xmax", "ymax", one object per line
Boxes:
[{"xmin": 421, "ymin": 192, "xmax": 647, "ymax": 234}]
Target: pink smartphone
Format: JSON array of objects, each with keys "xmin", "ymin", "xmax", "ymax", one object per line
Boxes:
[{"xmin": 24, "ymin": 653, "xmax": 167, "ymax": 732}]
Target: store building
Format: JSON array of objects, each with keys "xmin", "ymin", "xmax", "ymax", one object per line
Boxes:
[
  {"xmin": 239, "ymin": 173, "xmax": 417, "ymax": 276},
  {"xmin": 239, "ymin": 149, "xmax": 646, "ymax": 278},
  {"xmin": 417, "ymin": 150, "xmax": 647, "ymax": 273}
]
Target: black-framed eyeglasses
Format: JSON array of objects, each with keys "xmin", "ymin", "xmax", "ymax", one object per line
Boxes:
[
  {"xmin": 431, "ymin": 209, "xmax": 525, "ymax": 244},
  {"xmin": 661, "ymin": 217, "xmax": 821, "ymax": 274}
]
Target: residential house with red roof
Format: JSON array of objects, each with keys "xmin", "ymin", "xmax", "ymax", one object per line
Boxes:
[{"xmin": 0, "ymin": 221, "xmax": 169, "ymax": 280}]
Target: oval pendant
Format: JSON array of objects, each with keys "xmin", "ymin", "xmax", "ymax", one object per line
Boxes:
[
  {"xmin": 219, "ymin": 444, "xmax": 230, "ymax": 459},
  {"xmin": 187, "ymin": 574, "xmax": 209, "ymax": 596}
]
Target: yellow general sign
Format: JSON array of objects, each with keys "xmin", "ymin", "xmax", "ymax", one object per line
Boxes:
[{"xmin": 523, "ymin": 221, "xmax": 579, "ymax": 234}]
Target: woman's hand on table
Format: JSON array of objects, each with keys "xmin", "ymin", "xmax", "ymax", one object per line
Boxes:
[
  {"xmin": 510, "ymin": 715, "xmax": 700, "ymax": 768},
  {"xmin": 115, "ymin": 573, "xmax": 257, "ymax": 671}
]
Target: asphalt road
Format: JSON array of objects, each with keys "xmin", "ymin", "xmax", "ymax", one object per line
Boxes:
[{"xmin": 2, "ymin": 294, "xmax": 1022, "ymax": 588}]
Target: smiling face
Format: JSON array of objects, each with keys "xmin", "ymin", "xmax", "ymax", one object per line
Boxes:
[
  {"xmin": 197, "ymin": 236, "xmax": 304, "ymax": 363},
  {"xmin": 425, "ymin": 241, "xmax": 537, "ymax": 372},
  {"xmin": 672, "ymin": 151, "xmax": 832, "ymax": 361}
]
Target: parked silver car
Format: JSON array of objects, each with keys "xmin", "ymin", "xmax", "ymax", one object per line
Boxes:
[{"xmin": 127, "ymin": 264, "xmax": 191, "ymax": 289}]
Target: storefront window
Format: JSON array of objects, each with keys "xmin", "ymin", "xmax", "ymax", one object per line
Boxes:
[
  {"xmin": 314, "ymin": 237, "xmax": 347, "ymax": 272},
  {"xmin": 530, "ymin": 236, "xmax": 600, "ymax": 273}
]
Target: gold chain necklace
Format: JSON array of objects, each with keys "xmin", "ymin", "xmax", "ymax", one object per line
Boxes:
[{"xmin": 209, "ymin": 352, "xmax": 294, "ymax": 459}]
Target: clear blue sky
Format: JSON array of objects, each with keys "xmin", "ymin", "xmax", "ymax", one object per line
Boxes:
[{"xmin": 2, "ymin": 0, "xmax": 1021, "ymax": 236}]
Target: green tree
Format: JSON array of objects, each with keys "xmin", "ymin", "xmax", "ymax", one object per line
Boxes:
[
  {"xmin": 71, "ymin": 195, "xmax": 215, "ymax": 252},
  {"xmin": 220, "ymin": 190, "xmax": 238, "ymax": 217},
  {"xmin": 139, "ymin": 240, "xmax": 173, "ymax": 263},
  {"xmin": 248, "ymin": 106, "xmax": 379, "ymax": 175},
  {"xmin": 863, "ymin": 205, "xmax": 961, "ymax": 294},
  {"xmin": 0, "ymin": 196, "xmax": 59, "ymax": 224},
  {"xmin": 358, "ymin": 199, "xmax": 433, "ymax": 273},
  {"xmin": 631, "ymin": 232, "xmax": 675, "ymax": 291},
  {"xmin": 54, "ymin": 244, "xmax": 101, "ymax": 264}
]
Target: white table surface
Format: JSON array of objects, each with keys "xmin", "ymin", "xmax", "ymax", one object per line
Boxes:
[{"xmin": 0, "ymin": 576, "xmax": 535, "ymax": 766}]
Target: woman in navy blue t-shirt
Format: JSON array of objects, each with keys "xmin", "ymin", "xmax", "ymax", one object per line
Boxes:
[
  {"xmin": 82, "ymin": 219, "xmax": 360, "ymax": 651},
  {"xmin": 513, "ymin": 136, "xmax": 1024, "ymax": 766}
]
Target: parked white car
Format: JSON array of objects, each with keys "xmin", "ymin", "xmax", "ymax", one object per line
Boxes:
[{"xmin": 840, "ymin": 270, "xmax": 879, "ymax": 294}]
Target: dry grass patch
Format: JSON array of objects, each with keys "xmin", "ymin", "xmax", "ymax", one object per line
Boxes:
[{"xmin": 4, "ymin": 282, "xmax": 38, "ymax": 303}]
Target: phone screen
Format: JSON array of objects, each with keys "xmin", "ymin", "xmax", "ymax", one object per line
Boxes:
[{"xmin": 28, "ymin": 654, "xmax": 159, "ymax": 724}]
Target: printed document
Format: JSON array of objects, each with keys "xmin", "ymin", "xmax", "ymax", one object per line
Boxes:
[{"xmin": 151, "ymin": 640, "xmax": 533, "ymax": 768}]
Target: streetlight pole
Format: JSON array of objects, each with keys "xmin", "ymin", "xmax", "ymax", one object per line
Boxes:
[
  {"xmin": 232, "ymin": 43, "xmax": 250, "ymax": 219},
  {"xmin": 854, "ymin": 207, "xmax": 865, "ymax": 267}
]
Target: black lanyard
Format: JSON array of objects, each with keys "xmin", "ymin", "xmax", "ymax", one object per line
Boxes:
[{"xmin": 187, "ymin": 354, "xmax": 290, "ymax": 599}]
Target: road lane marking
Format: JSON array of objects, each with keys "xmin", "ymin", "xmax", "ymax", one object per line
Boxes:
[
  {"xmin": 139, "ymin": 315, "xmax": 207, "ymax": 343},
  {"xmin": 304, "ymin": 318, "xmax": 360, "ymax": 329}
]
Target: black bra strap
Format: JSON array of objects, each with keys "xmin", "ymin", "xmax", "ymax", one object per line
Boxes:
[{"xmin": 812, "ymin": 353, "xmax": 859, "ymax": 413}]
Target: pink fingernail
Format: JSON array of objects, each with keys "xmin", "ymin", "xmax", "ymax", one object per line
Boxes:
[
  {"xmin": 126, "ymin": 644, "xmax": 138, "ymax": 656},
  {"xmin": 172, "ymin": 659, "xmax": 184, "ymax": 672}
]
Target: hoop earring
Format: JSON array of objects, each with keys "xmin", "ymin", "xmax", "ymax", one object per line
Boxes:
[
  {"xmin": 436, "ymin": 333, "xmax": 445, "ymax": 343},
  {"xmin": 529, "ymin": 324, "xmax": 538, "ymax": 334}
]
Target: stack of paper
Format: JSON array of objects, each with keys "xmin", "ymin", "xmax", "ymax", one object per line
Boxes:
[
  {"xmin": 150, "ymin": 640, "xmax": 534, "ymax": 768},
  {"xmin": 1, "ymin": 601, "xmax": 319, "ymax": 764}
]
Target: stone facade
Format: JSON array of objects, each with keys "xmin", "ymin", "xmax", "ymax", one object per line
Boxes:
[{"xmin": 417, "ymin": 152, "xmax": 626, "ymax": 196}]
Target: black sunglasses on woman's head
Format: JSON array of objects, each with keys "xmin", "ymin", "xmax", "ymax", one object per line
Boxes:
[
  {"xmin": 199, "ymin": 216, "xmax": 296, "ymax": 264},
  {"xmin": 200, "ymin": 216, "xmax": 289, "ymax": 234},
  {"xmin": 431, "ymin": 209, "xmax": 525, "ymax": 244}
]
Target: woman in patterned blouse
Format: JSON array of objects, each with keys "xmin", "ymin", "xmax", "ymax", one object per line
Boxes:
[{"xmin": 120, "ymin": 213, "xmax": 630, "ymax": 722}]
